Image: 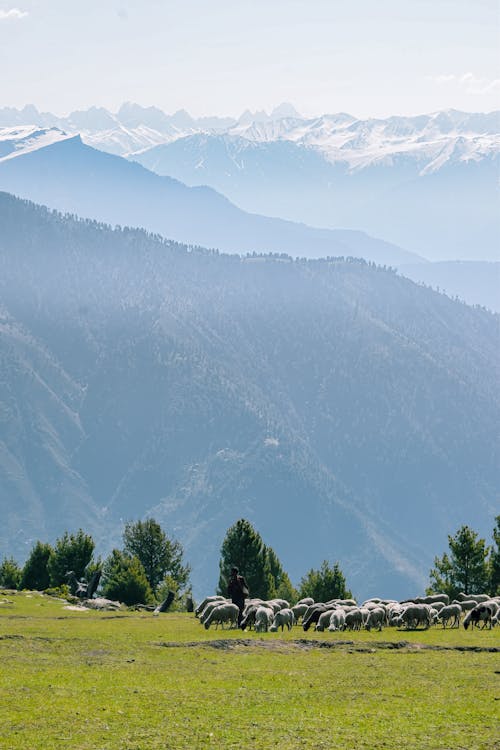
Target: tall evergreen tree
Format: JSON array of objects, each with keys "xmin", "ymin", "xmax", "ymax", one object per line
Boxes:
[
  {"xmin": 47, "ymin": 529, "xmax": 95, "ymax": 588},
  {"xmin": 102, "ymin": 549, "xmax": 153, "ymax": 606},
  {"xmin": 265, "ymin": 545, "xmax": 297, "ymax": 602},
  {"xmin": 122, "ymin": 518, "xmax": 190, "ymax": 595},
  {"xmin": 298, "ymin": 560, "xmax": 352, "ymax": 602},
  {"xmin": 0, "ymin": 557, "xmax": 22, "ymax": 589},
  {"xmin": 429, "ymin": 525, "xmax": 490, "ymax": 599},
  {"xmin": 217, "ymin": 519, "xmax": 273, "ymax": 599},
  {"xmin": 489, "ymin": 515, "xmax": 500, "ymax": 595},
  {"xmin": 20, "ymin": 541, "xmax": 53, "ymax": 590}
]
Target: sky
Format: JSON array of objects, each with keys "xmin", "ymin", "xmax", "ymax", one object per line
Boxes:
[{"xmin": 1, "ymin": 0, "xmax": 499, "ymax": 118}]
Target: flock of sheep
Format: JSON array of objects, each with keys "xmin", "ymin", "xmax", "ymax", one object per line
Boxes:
[{"xmin": 194, "ymin": 592, "xmax": 500, "ymax": 633}]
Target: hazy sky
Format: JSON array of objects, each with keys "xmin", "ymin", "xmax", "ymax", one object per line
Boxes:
[{"xmin": 2, "ymin": 0, "xmax": 499, "ymax": 117}]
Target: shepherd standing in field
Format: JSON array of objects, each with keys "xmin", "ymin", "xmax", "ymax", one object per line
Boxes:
[{"xmin": 227, "ymin": 566, "xmax": 249, "ymax": 627}]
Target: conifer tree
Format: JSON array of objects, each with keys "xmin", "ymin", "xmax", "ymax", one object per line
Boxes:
[
  {"xmin": 47, "ymin": 529, "xmax": 95, "ymax": 588},
  {"xmin": 0, "ymin": 557, "xmax": 21, "ymax": 589},
  {"xmin": 489, "ymin": 516, "xmax": 500, "ymax": 595},
  {"xmin": 122, "ymin": 519, "xmax": 190, "ymax": 595},
  {"xmin": 102, "ymin": 549, "xmax": 153, "ymax": 606},
  {"xmin": 298, "ymin": 560, "xmax": 352, "ymax": 602},
  {"xmin": 217, "ymin": 519, "xmax": 273, "ymax": 599},
  {"xmin": 265, "ymin": 545, "xmax": 297, "ymax": 602},
  {"xmin": 20, "ymin": 541, "xmax": 53, "ymax": 590},
  {"xmin": 429, "ymin": 525, "xmax": 490, "ymax": 599}
]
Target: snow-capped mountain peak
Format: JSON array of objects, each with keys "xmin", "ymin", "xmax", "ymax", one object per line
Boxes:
[{"xmin": 0, "ymin": 126, "xmax": 73, "ymax": 162}]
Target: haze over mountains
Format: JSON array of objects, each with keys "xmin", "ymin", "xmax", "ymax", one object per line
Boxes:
[
  {"xmin": 1, "ymin": 102, "xmax": 498, "ymax": 263},
  {"xmin": 0, "ymin": 127, "xmax": 422, "ymax": 267},
  {"xmin": 1, "ymin": 193, "xmax": 498, "ymax": 600}
]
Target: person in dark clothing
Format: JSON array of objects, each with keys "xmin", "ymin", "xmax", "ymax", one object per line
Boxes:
[{"xmin": 227, "ymin": 566, "xmax": 249, "ymax": 627}]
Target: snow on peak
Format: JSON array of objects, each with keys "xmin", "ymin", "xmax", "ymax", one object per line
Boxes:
[{"xmin": 0, "ymin": 127, "xmax": 73, "ymax": 162}]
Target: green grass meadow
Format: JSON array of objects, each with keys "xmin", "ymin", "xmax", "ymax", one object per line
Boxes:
[{"xmin": 1, "ymin": 591, "xmax": 499, "ymax": 749}]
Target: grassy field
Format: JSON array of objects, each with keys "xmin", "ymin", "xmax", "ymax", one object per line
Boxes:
[{"xmin": 0, "ymin": 591, "xmax": 499, "ymax": 750}]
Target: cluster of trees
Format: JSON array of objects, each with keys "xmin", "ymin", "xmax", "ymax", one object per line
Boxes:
[
  {"xmin": 428, "ymin": 518, "xmax": 500, "ymax": 599},
  {"xmin": 217, "ymin": 519, "xmax": 351, "ymax": 603},
  {"xmin": 2, "ymin": 517, "xmax": 498, "ymax": 606},
  {"xmin": 0, "ymin": 520, "xmax": 191, "ymax": 607}
]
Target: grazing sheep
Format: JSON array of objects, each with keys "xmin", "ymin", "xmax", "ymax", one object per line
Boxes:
[
  {"xmin": 365, "ymin": 607, "xmax": 386, "ymax": 631},
  {"xmin": 345, "ymin": 609, "xmax": 363, "ymax": 631},
  {"xmin": 303, "ymin": 604, "xmax": 328, "ymax": 632},
  {"xmin": 254, "ymin": 606, "xmax": 275, "ymax": 633},
  {"xmin": 240, "ymin": 605, "xmax": 259, "ymax": 631},
  {"xmin": 412, "ymin": 594, "xmax": 450, "ymax": 606},
  {"xmin": 456, "ymin": 593, "xmax": 490, "ymax": 604},
  {"xmin": 453, "ymin": 599, "xmax": 480, "ymax": 613},
  {"xmin": 315, "ymin": 610, "xmax": 335, "ymax": 632},
  {"xmin": 262, "ymin": 600, "xmax": 282, "ymax": 615},
  {"xmin": 291, "ymin": 603, "xmax": 309, "ymax": 623},
  {"xmin": 463, "ymin": 602, "xmax": 497, "ymax": 630},
  {"xmin": 200, "ymin": 599, "xmax": 228, "ymax": 624},
  {"xmin": 269, "ymin": 608, "xmax": 295, "ymax": 632},
  {"xmin": 296, "ymin": 597, "xmax": 314, "ymax": 607},
  {"xmin": 396, "ymin": 604, "xmax": 431, "ymax": 630},
  {"xmin": 203, "ymin": 603, "xmax": 239, "ymax": 630},
  {"xmin": 195, "ymin": 595, "xmax": 225, "ymax": 618},
  {"xmin": 437, "ymin": 604, "xmax": 462, "ymax": 628},
  {"xmin": 328, "ymin": 609, "xmax": 346, "ymax": 632}
]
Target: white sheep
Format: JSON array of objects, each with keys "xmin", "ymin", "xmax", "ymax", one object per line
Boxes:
[
  {"xmin": 365, "ymin": 607, "xmax": 386, "ymax": 631},
  {"xmin": 254, "ymin": 606, "xmax": 275, "ymax": 633},
  {"xmin": 291, "ymin": 603, "xmax": 308, "ymax": 623},
  {"xmin": 456, "ymin": 593, "xmax": 490, "ymax": 604},
  {"xmin": 195, "ymin": 595, "xmax": 225, "ymax": 618},
  {"xmin": 396, "ymin": 604, "xmax": 431, "ymax": 630},
  {"xmin": 200, "ymin": 599, "xmax": 229, "ymax": 624},
  {"xmin": 315, "ymin": 610, "xmax": 334, "ymax": 632},
  {"xmin": 453, "ymin": 599, "xmax": 480, "ymax": 613},
  {"xmin": 345, "ymin": 609, "xmax": 363, "ymax": 631},
  {"xmin": 437, "ymin": 604, "xmax": 462, "ymax": 628},
  {"xmin": 203, "ymin": 602, "xmax": 239, "ymax": 630},
  {"xmin": 296, "ymin": 597, "xmax": 314, "ymax": 606},
  {"xmin": 327, "ymin": 609, "xmax": 346, "ymax": 632},
  {"xmin": 269, "ymin": 608, "xmax": 295, "ymax": 632}
]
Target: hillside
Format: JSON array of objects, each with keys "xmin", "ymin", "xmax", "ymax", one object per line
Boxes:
[
  {"xmin": 0, "ymin": 192, "xmax": 498, "ymax": 599},
  {"xmin": 0, "ymin": 127, "xmax": 421, "ymax": 266}
]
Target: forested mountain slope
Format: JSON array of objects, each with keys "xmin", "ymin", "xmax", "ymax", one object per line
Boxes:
[{"xmin": 0, "ymin": 193, "xmax": 498, "ymax": 599}]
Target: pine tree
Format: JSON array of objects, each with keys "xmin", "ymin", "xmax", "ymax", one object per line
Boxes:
[
  {"xmin": 101, "ymin": 549, "xmax": 153, "ymax": 606},
  {"xmin": 20, "ymin": 541, "xmax": 53, "ymax": 590},
  {"xmin": 489, "ymin": 516, "xmax": 500, "ymax": 595},
  {"xmin": 298, "ymin": 560, "xmax": 352, "ymax": 602},
  {"xmin": 429, "ymin": 525, "xmax": 490, "ymax": 599},
  {"xmin": 47, "ymin": 529, "xmax": 95, "ymax": 588},
  {"xmin": 217, "ymin": 519, "xmax": 273, "ymax": 599},
  {"xmin": 0, "ymin": 557, "xmax": 22, "ymax": 589},
  {"xmin": 265, "ymin": 545, "xmax": 297, "ymax": 602},
  {"xmin": 122, "ymin": 519, "xmax": 190, "ymax": 595}
]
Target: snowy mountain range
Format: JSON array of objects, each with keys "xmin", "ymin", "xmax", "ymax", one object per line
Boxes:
[
  {"xmin": 2, "ymin": 103, "xmax": 497, "ymax": 169},
  {"xmin": 1, "ymin": 103, "xmax": 498, "ymax": 262}
]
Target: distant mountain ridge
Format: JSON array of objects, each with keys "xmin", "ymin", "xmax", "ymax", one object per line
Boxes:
[
  {"xmin": 1, "ymin": 192, "xmax": 498, "ymax": 600},
  {"xmin": 0, "ymin": 127, "xmax": 423, "ymax": 266}
]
